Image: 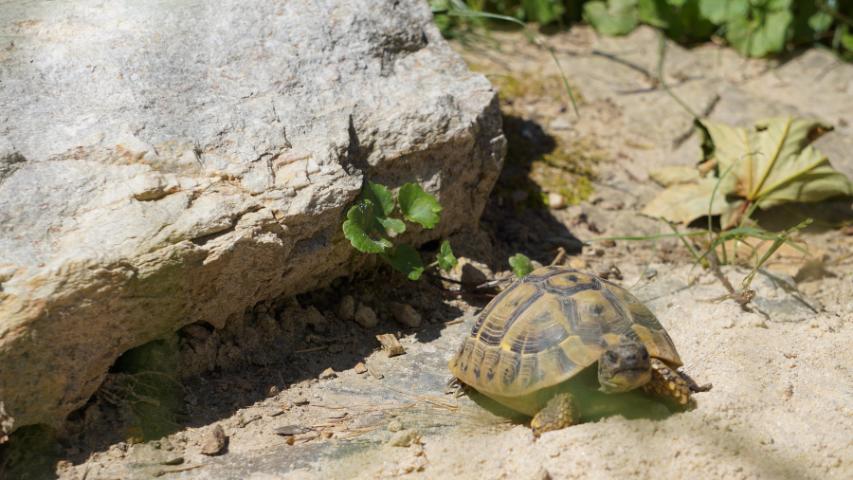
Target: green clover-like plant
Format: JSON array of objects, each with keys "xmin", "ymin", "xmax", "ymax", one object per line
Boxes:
[
  {"xmin": 509, "ymin": 253, "xmax": 534, "ymax": 278},
  {"xmin": 342, "ymin": 181, "xmax": 446, "ymax": 280},
  {"xmin": 436, "ymin": 239, "xmax": 458, "ymax": 272},
  {"xmin": 399, "ymin": 183, "xmax": 443, "ymax": 229}
]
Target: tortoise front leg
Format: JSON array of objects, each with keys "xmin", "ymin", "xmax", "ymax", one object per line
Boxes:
[
  {"xmin": 643, "ymin": 358, "xmax": 710, "ymax": 407},
  {"xmin": 530, "ymin": 393, "xmax": 580, "ymax": 436}
]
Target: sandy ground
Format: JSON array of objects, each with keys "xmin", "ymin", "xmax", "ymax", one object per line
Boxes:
[{"xmin": 12, "ymin": 26, "xmax": 853, "ymax": 480}]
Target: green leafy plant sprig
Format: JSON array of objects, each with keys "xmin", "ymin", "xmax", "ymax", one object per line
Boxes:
[{"xmin": 343, "ymin": 182, "xmax": 458, "ymax": 280}]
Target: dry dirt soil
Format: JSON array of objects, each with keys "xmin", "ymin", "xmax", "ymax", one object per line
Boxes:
[{"xmin": 5, "ymin": 26, "xmax": 852, "ymax": 480}]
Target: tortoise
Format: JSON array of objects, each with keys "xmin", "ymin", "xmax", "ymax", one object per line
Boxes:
[{"xmin": 448, "ymin": 266, "xmax": 710, "ymax": 435}]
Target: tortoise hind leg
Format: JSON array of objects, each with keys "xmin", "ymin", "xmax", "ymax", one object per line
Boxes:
[
  {"xmin": 530, "ymin": 393, "xmax": 580, "ymax": 437},
  {"xmin": 643, "ymin": 358, "xmax": 710, "ymax": 408}
]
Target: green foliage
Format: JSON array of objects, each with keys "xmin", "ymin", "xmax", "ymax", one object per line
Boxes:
[
  {"xmin": 584, "ymin": 0, "xmax": 639, "ymax": 36},
  {"xmin": 383, "ymin": 244, "xmax": 426, "ymax": 280},
  {"xmin": 432, "ymin": 0, "xmax": 853, "ymax": 59},
  {"xmin": 342, "ymin": 199, "xmax": 394, "ymax": 254},
  {"xmin": 724, "ymin": 0, "xmax": 793, "ymax": 57},
  {"xmin": 639, "ymin": 0, "xmax": 714, "ymax": 42},
  {"xmin": 342, "ymin": 181, "xmax": 446, "ymax": 280},
  {"xmin": 437, "ymin": 240, "xmax": 459, "ymax": 271},
  {"xmin": 509, "ymin": 253, "xmax": 534, "ymax": 277},
  {"xmin": 399, "ymin": 183, "xmax": 443, "ymax": 229}
]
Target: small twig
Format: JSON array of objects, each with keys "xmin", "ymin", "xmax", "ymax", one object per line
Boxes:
[
  {"xmin": 153, "ymin": 465, "xmax": 204, "ymax": 477},
  {"xmin": 672, "ymin": 94, "xmax": 720, "ymax": 148},
  {"xmin": 706, "ymin": 248, "xmax": 754, "ymax": 310},
  {"xmin": 294, "ymin": 346, "xmax": 328, "ymax": 354},
  {"xmin": 591, "ymin": 49, "xmax": 658, "ymax": 85}
]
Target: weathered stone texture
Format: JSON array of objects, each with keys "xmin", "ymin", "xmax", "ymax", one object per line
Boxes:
[{"xmin": 0, "ymin": 0, "xmax": 505, "ymax": 432}]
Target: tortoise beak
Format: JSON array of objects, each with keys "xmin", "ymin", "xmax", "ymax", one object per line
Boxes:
[{"xmin": 598, "ymin": 367, "xmax": 652, "ymax": 393}]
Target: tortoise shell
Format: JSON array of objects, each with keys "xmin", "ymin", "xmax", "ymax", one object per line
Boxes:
[{"xmin": 449, "ymin": 266, "xmax": 681, "ymax": 397}]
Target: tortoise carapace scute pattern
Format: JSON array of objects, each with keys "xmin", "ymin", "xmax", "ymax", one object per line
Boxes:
[{"xmin": 449, "ymin": 266, "xmax": 681, "ymax": 397}]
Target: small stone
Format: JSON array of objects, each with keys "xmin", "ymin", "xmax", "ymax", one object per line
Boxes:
[
  {"xmin": 368, "ymin": 364, "xmax": 384, "ymax": 379},
  {"xmin": 376, "ymin": 333, "xmax": 406, "ymax": 357},
  {"xmin": 293, "ymin": 397, "xmax": 310, "ymax": 406},
  {"xmin": 547, "ymin": 192, "xmax": 565, "ymax": 209},
  {"xmin": 601, "ymin": 239, "xmax": 616, "ymax": 248},
  {"xmin": 391, "ymin": 303, "xmax": 421, "ymax": 328},
  {"xmin": 597, "ymin": 264, "xmax": 622, "ymax": 280},
  {"xmin": 568, "ymin": 257, "xmax": 588, "ymax": 270},
  {"xmin": 274, "ymin": 425, "xmax": 311, "ymax": 436},
  {"xmin": 354, "ymin": 304, "xmax": 379, "ymax": 329},
  {"xmin": 304, "ymin": 306, "xmax": 328, "ymax": 333},
  {"xmin": 354, "ymin": 362, "xmax": 368, "ymax": 374},
  {"xmin": 200, "ymin": 425, "xmax": 227, "ymax": 456},
  {"xmin": 267, "ymin": 385, "xmax": 280, "ymax": 397},
  {"xmin": 387, "ymin": 419, "xmax": 403, "ymax": 432},
  {"xmin": 456, "ymin": 258, "xmax": 492, "ymax": 287},
  {"xmin": 327, "ymin": 411, "xmax": 348, "ymax": 420},
  {"xmin": 337, "ymin": 295, "xmax": 356, "ymax": 321},
  {"xmin": 319, "ymin": 368, "xmax": 337, "ymax": 379},
  {"xmin": 387, "ymin": 429, "xmax": 420, "ymax": 447}
]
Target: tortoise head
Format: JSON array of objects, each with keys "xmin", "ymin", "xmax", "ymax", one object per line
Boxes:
[{"xmin": 597, "ymin": 340, "xmax": 651, "ymax": 393}]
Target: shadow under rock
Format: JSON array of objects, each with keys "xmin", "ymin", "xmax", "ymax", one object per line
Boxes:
[
  {"xmin": 481, "ymin": 115, "xmax": 583, "ymax": 267},
  {"xmin": 40, "ymin": 268, "xmax": 466, "ymax": 470}
]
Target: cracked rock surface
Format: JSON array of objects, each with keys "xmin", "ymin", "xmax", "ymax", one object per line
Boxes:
[{"xmin": 0, "ymin": 0, "xmax": 504, "ymax": 432}]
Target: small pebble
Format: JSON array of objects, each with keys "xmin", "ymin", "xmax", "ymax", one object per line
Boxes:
[
  {"xmin": 274, "ymin": 425, "xmax": 311, "ymax": 436},
  {"xmin": 387, "ymin": 430, "xmax": 420, "ymax": 447},
  {"xmin": 391, "ymin": 303, "xmax": 422, "ymax": 328},
  {"xmin": 568, "ymin": 257, "xmax": 588, "ymax": 270},
  {"xmin": 354, "ymin": 362, "xmax": 368, "ymax": 374},
  {"xmin": 387, "ymin": 419, "xmax": 403, "ymax": 432},
  {"xmin": 547, "ymin": 192, "xmax": 565, "ymax": 209},
  {"xmin": 293, "ymin": 397, "xmax": 310, "ymax": 406},
  {"xmin": 376, "ymin": 333, "xmax": 406, "ymax": 357},
  {"xmin": 319, "ymin": 367, "xmax": 337, "ymax": 379},
  {"xmin": 337, "ymin": 295, "xmax": 356, "ymax": 321},
  {"xmin": 200, "ymin": 425, "xmax": 227, "ymax": 456},
  {"xmin": 267, "ymin": 385, "xmax": 280, "ymax": 397},
  {"xmin": 305, "ymin": 306, "xmax": 327, "ymax": 333},
  {"xmin": 354, "ymin": 304, "xmax": 379, "ymax": 328}
]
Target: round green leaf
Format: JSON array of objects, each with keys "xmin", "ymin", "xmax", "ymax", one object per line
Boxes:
[
  {"xmin": 342, "ymin": 199, "xmax": 392, "ymax": 254},
  {"xmin": 383, "ymin": 244, "xmax": 425, "ymax": 281},
  {"xmin": 437, "ymin": 240, "xmax": 458, "ymax": 272},
  {"xmin": 364, "ymin": 181, "xmax": 395, "ymax": 217},
  {"xmin": 509, "ymin": 253, "xmax": 533, "ymax": 278},
  {"xmin": 583, "ymin": 0, "xmax": 639, "ymax": 36},
  {"xmin": 398, "ymin": 183, "xmax": 442, "ymax": 229}
]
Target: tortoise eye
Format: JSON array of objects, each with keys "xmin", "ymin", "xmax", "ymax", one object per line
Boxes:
[{"xmin": 605, "ymin": 351, "xmax": 618, "ymax": 363}]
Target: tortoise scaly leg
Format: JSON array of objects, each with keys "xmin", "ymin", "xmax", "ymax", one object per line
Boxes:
[
  {"xmin": 530, "ymin": 393, "xmax": 580, "ymax": 437},
  {"xmin": 643, "ymin": 358, "xmax": 705, "ymax": 408}
]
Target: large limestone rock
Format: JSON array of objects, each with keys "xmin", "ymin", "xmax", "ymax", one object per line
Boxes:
[{"xmin": 0, "ymin": 0, "xmax": 505, "ymax": 433}]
